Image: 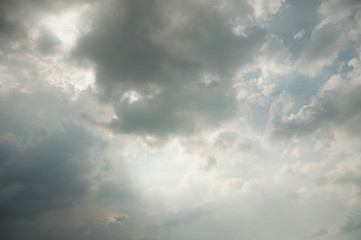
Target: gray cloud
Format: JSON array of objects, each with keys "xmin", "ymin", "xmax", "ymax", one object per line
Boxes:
[
  {"xmin": 0, "ymin": 220, "xmax": 134, "ymax": 240},
  {"xmin": 0, "ymin": 8, "xmax": 20, "ymax": 35},
  {"xmin": 74, "ymin": 0, "xmax": 266, "ymax": 138},
  {"xmin": 1, "ymin": 0, "xmax": 361, "ymax": 240},
  {"xmin": 36, "ymin": 28, "xmax": 61, "ymax": 54},
  {"xmin": 0, "ymin": 88, "xmax": 111, "ymax": 240},
  {"xmin": 107, "ymin": 80, "xmax": 237, "ymax": 137},
  {"xmin": 0, "ymin": 89, "xmax": 97, "ymax": 221},
  {"xmin": 0, "ymin": 125, "xmax": 93, "ymax": 219},
  {"xmin": 0, "ymin": 6, "xmax": 26, "ymax": 48},
  {"xmin": 201, "ymin": 155, "xmax": 217, "ymax": 171},
  {"xmin": 165, "ymin": 207, "xmax": 205, "ymax": 228},
  {"xmin": 337, "ymin": 211, "xmax": 361, "ymax": 234}
]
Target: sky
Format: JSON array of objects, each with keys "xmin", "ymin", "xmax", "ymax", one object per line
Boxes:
[{"xmin": 0, "ymin": 0, "xmax": 361, "ymax": 239}]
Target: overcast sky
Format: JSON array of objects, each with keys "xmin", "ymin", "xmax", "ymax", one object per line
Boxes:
[{"xmin": 1, "ymin": 0, "xmax": 361, "ymax": 239}]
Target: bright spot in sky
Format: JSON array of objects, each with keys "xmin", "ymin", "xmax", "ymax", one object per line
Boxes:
[
  {"xmin": 122, "ymin": 90, "xmax": 143, "ymax": 104},
  {"xmin": 71, "ymin": 68, "xmax": 95, "ymax": 92},
  {"xmin": 40, "ymin": 5, "xmax": 90, "ymax": 50}
]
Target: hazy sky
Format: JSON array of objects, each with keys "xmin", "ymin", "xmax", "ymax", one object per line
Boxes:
[{"xmin": 1, "ymin": 0, "xmax": 361, "ymax": 239}]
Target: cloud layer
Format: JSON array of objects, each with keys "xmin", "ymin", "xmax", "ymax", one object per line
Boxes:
[{"xmin": 1, "ymin": 0, "xmax": 361, "ymax": 239}]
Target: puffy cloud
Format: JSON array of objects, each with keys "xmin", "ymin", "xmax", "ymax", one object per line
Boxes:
[
  {"xmin": 266, "ymin": 55, "xmax": 361, "ymax": 141},
  {"xmin": 295, "ymin": 0, "xmax": 361, "ymax": 76}
]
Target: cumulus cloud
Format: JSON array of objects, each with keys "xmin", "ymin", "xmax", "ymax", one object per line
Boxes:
[
  {"xmin": 295, "ymin": 0, "xmax": 361, "ymax": 76},
  {"xmin": 266, "ymin": 65, "xmax": 361, "ymax": 140}
]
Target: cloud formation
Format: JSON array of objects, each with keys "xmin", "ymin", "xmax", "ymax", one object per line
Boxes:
[
  {"xmin": 74, "ymin": 0, "xmax": 267, "ymax": 137},
  {"xmin": 1, "ymin": 0, "xmax": 361, "ymax": 240}
]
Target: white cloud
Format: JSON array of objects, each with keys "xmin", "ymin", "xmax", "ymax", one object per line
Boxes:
[
  {"xmin": 295, "ymin": 1, "xmax": 361, "ymax": 76},
  {"xmin": 293, "ymin": 29, "xmax": 305, "ymax": 40},
  {"xmin": 246, "ymin": 0, "xmax": 285, "ymax": 20}
]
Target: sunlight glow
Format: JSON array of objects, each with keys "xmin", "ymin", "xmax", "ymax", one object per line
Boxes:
[{"xmin": 40, "ymin": 5, "xmax": 90, "ymax": 50}]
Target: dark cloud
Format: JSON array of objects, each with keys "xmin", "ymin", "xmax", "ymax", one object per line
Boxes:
[
  {"xmin": 107, "ymin": 80, "xmax": 237, "ymax": 137},
  {"xmin": 0, "ymin": 219, "xmax": 134, "ymax": 240},
  {"xmin": 0, "ymin": 8, "xmax": 20, "ymax": 35},
  {"xmin": 0, "ymin": 89, "xmax": 97, "ymax": 218},
  {"xmin": 0, "ymin": 6, "xmax": 26, "ymax": 48},
  {"xmin": 0, "ymin": 88, "xmax": 101, "ymax": 238},
  {"xmin": 0, "ymin": 125, "xmax": 93, "ymax": 219},
  {"xmin": 74, "ymin": 0, "xmax": 266, "ymax": 137}
]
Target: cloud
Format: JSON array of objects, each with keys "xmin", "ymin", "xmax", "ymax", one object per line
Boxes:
[
  {"xmin": 295, "ymin": 0, "xmax": 361, "ymax": 76},
  {"xmin": 307, "ymin": 227, "xmax": 327, "ymax": 237},
  {"xmin": 36, "ymin": 27, "xmax": 61, "ymax": 54},
  {"xmin": 200, "ymin": 155, "xmax": 217, "ymax": 171},
  {"xmin": 1, "ymin": 1, "xmax": 361, "ymax": 240},
  {"xmin": 318, "ymin": 0, "xmax": 361, "ymax": 26},
  {"xmin": 308, "ymin": 211, "xmax": 361, "ymax": 239},
  {"xmin": 0, "ymin": 125, "xmax": 93, "ymax": 219},
  {"xmin": 0, "ymin": 88, "xmax": 99, "ymax": 222},
  {"xmin": 293, "ymin": 29, "xmax": 305, "ymax": 40},
  {"xmin": 73, "ymin": 0, "xmax": 267, "ymax": 138},
  {"xmin": 335, "ymin": 211, "xmax": 361, "ymax": 234},
  {"xmin": 266, "ymin": 56, "xmax": 361, "ymax": 141},
  {"xmin": 295, "ymin": 25, "xmax": 344, "ymax": 76},
  {"xmin": 165, "ymin": 207, "xmax": 205, "ymax": 228},
  {"xmin": 0, "ymin": 87, "xmax": 136, "ymax": 240},
  {"xmin": 246, "ymin": 0, "xmax": 285, "ymax": 20}
]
